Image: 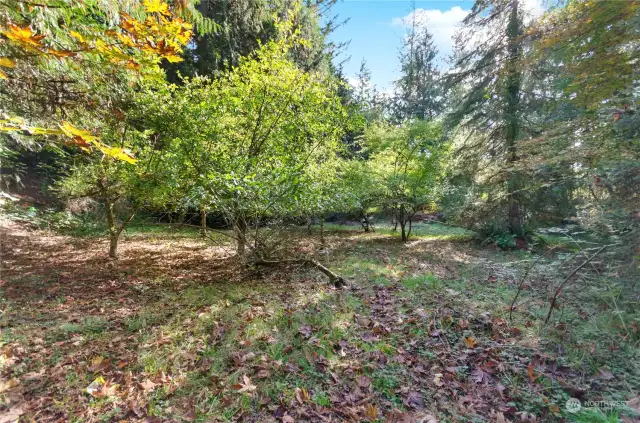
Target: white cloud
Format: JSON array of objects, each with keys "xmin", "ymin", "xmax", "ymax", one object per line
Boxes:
[
  {"xmin": 522, "ymin": 0, "xmax": 545, "ymax": 21},
  {"xmin": 392, "ymin": 6, "xmax": 469, "ymax": 65},
  {"xmin": 391, "ymin": 1, "xmax": 545, "ymax": 65}
]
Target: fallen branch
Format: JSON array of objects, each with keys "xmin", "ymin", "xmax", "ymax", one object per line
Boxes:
[
  {"xmin": 544, "ymin": 245, "xmax": 609, "ymax": 324},
  {"xmin": 509, "ymin": 246, "xmax": 558, "ymax": 322},
  {"xmin": 254, "ymin": 258, "xmax": 347, "ymax": 288}
]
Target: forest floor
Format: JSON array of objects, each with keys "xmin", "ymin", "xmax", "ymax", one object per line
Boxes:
[{"xmin": 1, "ymin": 214, "xmax": 638, "ymax": 423}]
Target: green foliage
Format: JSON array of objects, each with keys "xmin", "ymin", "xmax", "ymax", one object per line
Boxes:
[
  {"xmin": 392, "ymin": 13, "xmax": 443, "ymax": 121},
  {"xmin": 365, "ymin": 119, "xmax": 448, "ymax": 240},
  {"xmin": 141, "ymin": 24, "xmax": 347, "ymax": 255}
]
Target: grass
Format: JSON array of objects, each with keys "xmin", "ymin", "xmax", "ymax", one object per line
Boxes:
[
  {"xmin": 318, "ymin": 221, "xmax": 476, "ymax": 241},
  {"xmin": 2, "ymin": 213, "xmax": 638, "ymax": 423}
]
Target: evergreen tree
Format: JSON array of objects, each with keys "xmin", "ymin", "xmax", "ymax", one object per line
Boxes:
[
  {"xmin": 165, "ymin": 0, "xmax": 339, "ymax": 81},
  {"xmin": 394, "ymin": 11, "xmax": 443, "ymax": 121},
  {"xmin": 446, "ymin": 0, "xmax": 528, "ymax": 236}
]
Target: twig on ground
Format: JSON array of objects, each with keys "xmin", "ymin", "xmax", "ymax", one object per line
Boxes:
[
  {"xmin": 544, "ymin": 245, "xmax": 610, "ymax": 324},
  {"xmin": 509, "ymin": 246, "xmax": 558, "ymax": 322}
]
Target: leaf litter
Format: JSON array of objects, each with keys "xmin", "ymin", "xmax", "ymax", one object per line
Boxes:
[{"xmin": 0, "ymin": 218, "xmax": 635, "ymax": 422}]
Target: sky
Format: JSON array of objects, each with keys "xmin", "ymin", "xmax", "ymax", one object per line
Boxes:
[{"xmin": 328, "ymin": 0, "xmax": 544, "ymax": 91}]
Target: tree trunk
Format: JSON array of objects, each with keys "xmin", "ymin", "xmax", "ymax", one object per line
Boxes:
[
  {"xmin": 109, "ymin": 232, "xmax": 119, "ymax": 259},
  {"xmin": 200, "ymin": 207, "xmax": 207, "ymax": 238},
  {"xmin": 235, "ymin": 216, "xmax": 247, "ymax": 257},
  {"xmin": 103, "ymin": 196, "xmax": 119, "ymax": 258},
  {"xmin": 320, "ymin": 219, "xmax": 325, "ymax": 246},
  {"xmin": 360, "ymin": 211, "xmax": 370, "ymax": 232},
  {"xmin": 504, "ymin": 0, "xmax": 524, "ymax": 237},
  {"xmin": 398, "ymin": 207, "xmax": 408, "ymax": 242}
]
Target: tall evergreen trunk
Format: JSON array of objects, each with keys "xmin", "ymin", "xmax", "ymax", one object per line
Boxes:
[{"xmin": 504, "ymin": 0, "xmax": 524, "ymax": 236}]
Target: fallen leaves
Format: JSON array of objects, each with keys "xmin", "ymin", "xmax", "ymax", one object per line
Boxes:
[
  {"xmin": 527, "ymin": 362, "xmax": 538, "ymax": 383},
  {"xmin": 139, "ymin": 379, "xmax": 158, "ymax": 392},
  {"xmin": 87, "ymin": 355, "xmax": 111, "ymax": 373},
  {"xmin": 364, "ymin": 403, "xmax": 379, "ymax": 420},
  {"xmin": 356, "ymin": 375, "xmax": 371, "ymax": 389},
  {"xmin": 0, "ymin": 377, "xmax": 20, "ymax": 393},
  {"xmin": 462, "ymin": 336, "xmax": 478, "ymax": 348},
  {"xmin": 86, "ymin": 376, "xmax": 118, "ymax": 397},
  {"xmin": 231, "ymin": 375, "xmax": 257, "ymax": 394},
  {"xmin": 295, "ymin": 387, "xmax": 310, "ymax": 404}
]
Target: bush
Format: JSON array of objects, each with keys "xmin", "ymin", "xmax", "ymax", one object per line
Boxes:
[{"xmin": 476, "ymin": 221, "xmax": 518, "ymax": 249}]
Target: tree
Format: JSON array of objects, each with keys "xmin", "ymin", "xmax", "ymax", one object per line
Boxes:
[
  {"xmin": 164, "ymin": 0, "xmax": 341, "ymax": 81},
  {"xmin": 446, "ymin": 0, "xmax": 529, "ymax": 237},
  {"xmin": 338, "ymin": 159, "xmax": 384, "ymax": 232},
  {"xmin": 353, "ymin": 59, "xmax": 385, "ymax": 123},
  {"xmin": 367, "ymin": 120, "xmax": 447, "ymax": 241},
  {"xmin": 55, "ymin": 121, "xmax": 169, "ymax": 258},
  {"xmin": 393, "ymin": 11, "xmax": 443, "ymax": 121},
  {"xmin": 142, "ymin": 22, "xmax": 347, "ymax": 258},
  {"xmin": 521, "ymin": 0, "xmax": 640, "ymax": 264}
]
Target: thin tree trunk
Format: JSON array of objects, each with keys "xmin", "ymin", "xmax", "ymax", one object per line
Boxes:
[
  {"xmin": 103, "ymin": 195, "xmax": 119, "ymax": 258},
  {"xmin": 399, "ymin": 208, "xmax": 408, "ymax": 242},
  {"xmin": 201, "ymin": 207, "xmax": 207, "ymax": 238},
  {"xmin": 320, "ymin": 218, "xmax": 325, "ymax": 246},
  {"xmin": 505, "ymin": 0, "xmax": 524, "ymax": 237},
  {"xmin": 360, "ymin": 211, "xmax": 370, "ymax": 232},
  {"xmin": 235, "ymin": 215, "xmax": 247, "ymax": 257},
  {"xmin": 109, "ymin": 233, "xmax": 119, "ymax": 258}
]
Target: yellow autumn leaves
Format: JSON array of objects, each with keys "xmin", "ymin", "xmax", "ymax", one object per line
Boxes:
[
  {"xmin": 0, "ymin": 56, "xmax": 15, "ymax": 80},
  {"xmin": 58, "ymin": 122, "xmax": 137, "ymax": 164},
  {"xmin": 0, "ymin": 118, "xmax": 136, "ymax": 164},
  {"xmin": 0, "ymin": 0, "xmax": 188, "ymax": 163},
  {"xmin": 0, "ymin": 0, "xmax": 191, "ymax": 70}
]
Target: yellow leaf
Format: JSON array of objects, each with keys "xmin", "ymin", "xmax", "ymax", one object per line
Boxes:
[
  {"xmin": 98, "ymin": 145, "xmax": 137, "ymax": 164},
  {"xmin": 59, "ymin": 121, "xmax": 98, "ymax": 142},
  {"xmin": 462, "ymin": 336, "xmax": 478, "ymax": 348},
  {"xmin": 143, "ymin": 0, "xmax": 170, "ymax": 16},
  {"xmin": 68, "ymin": 30, "xmax": 85, "ymax": 43},
  {"xmin": 0, "ymin": 57, "xmax": 15, "ymax": 68},
  {"xmin": 47, "ymin": 48, "xmax": 75, "ymax": 58},
  {"xmin": 0, "ymin": 70, "xmax": 6, "ymax": 80},
  {"xmin": 1, "ymin": 24, "xmax": 45, "ymax": 49},
  {"xmin": 163, "ymin": 53, "xmax": 183, "ymax": 63}
]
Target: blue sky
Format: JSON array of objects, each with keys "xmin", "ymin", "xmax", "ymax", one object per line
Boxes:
[{"xmin": 328, "ymin": 0, "xmax": 543, "ymax": 91}]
